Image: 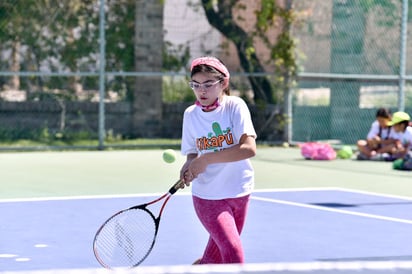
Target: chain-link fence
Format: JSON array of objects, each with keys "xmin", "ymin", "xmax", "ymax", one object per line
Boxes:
[
  {"xmin": 0, "ymin": 0, "xmax": 411, "ymax": 149},
  {"xmin": 292, "ymin": 0, "xmax": 412, "ymax": 144}
]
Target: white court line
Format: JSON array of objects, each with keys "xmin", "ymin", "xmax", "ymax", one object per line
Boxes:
[
  {"xmin": 0, "ymin": 194, "xmax": 152, "ymax": 203},
  {"xmin": 1, "ymin": 186, "xmax": 411, "ymax": 204},
  {"xmin": 0, "ymin": 191, "xmax": 192, "ymax": 203},
  {"xmin": 251, "ymin": 196, "xmax": 412, "ymax": 225},
  {"xmin": 0, "ymin": 187, "xmax": 342, "ymax": 203},
  {"xmin": 254, "ymin": 187, "xmax": 412, "ymax": 202},
  {"xmin": 0, "ymin": 188, "xmax": 336, "ymax": 203},
  {"xmin": 253, "ymin": 187, "xmax": 342, "ymax": 193}
]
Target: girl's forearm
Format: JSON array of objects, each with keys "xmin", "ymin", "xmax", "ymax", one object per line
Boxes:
[{"xmin": 200, "ymin": 135, "xmax": 256, "ymax": 164}]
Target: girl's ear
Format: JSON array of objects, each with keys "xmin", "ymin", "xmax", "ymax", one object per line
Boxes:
[{"xmin": 222, "ymin": 78, "xmax": 229, "ymax": 89}]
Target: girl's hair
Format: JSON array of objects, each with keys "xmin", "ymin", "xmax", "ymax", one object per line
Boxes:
[
  {"xmin": 191, "ymin": 64, "xmax": 230, "ymax": 95},
  {"xmin": 375, "ymin": 107, "xmax": 391, "ymax": 119},
  {"xmin": 398, "ymin": 120, "xmax": 410, "ymax": 129}
]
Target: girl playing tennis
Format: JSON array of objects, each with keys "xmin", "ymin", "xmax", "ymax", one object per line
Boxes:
[{"xmin": 179, "ymin": 56, "xmax": 257, "ymax": 264}]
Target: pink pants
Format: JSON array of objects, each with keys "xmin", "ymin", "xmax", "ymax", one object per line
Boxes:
[{"xmin": 192, "ymin": 194, "xmax": 250, "ymax": 264}]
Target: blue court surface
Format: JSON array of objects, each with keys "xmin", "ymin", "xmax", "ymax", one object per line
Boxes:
[{"xmin": 1, "ymin": 188, "xmax": 411, "ymax": 272}]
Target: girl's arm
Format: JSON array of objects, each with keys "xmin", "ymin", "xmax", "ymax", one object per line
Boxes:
[
  {"xmin": 203, "ymin": 134, "xmax": 256, "ymax": 163},
  {"xmin": 187, "ymin": 134, "xmax": 256, "ymax": 180}
]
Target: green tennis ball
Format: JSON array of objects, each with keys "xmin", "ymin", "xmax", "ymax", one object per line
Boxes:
[
  {"xmin": 337, "ymin": 146, "xmax": 353, "ymax": 159},
  {"xmin": 162, "ymin": 149, "xmax": 176, "ymax": 163}
]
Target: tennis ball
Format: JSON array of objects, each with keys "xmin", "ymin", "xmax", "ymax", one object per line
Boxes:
[
  {"xmin": 337, "ymin": 146, "xmax": 353, "ymax": 159},
  {"xmin": 162, "ymin": 149, "xmax": 176, "ymax": 164},
  {"xmin": 282, "ymin": 142, "xmax": 289, "ymax": 148}
]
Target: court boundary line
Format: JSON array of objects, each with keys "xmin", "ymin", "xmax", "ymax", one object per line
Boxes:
[
  {"xmin": 0, "ymin": 191, "xmax": 194, "ymax": 203},
  {"xmin": 2, "ymin": 186, "xmax": 412, "ymax": 204},
  {"xmin": 0, "ymin": 187, "xmax": 342, "ymax": 203},
  {"xmin": 253, "ymin": 187, "xmax": 341, "ymax": 193},
  {"xmin": 251, "ymin": 194, "xmax": 412, "ymax": 225},
  {"xmin": 254, "ymin": 187, "xmax": 412, "ymax": 202}
]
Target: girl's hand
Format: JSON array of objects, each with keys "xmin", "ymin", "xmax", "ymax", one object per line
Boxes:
[
  {"xmin": 182, "ymin": 171, "xmax": 193, "ymax": 186},
  {"xmin": 180, "ymin": 163, "xmax": 192, "ymax": 186},
  {"xmin": 180, "ymin": 153, "xmax": 198, "ymax": 186},
  {"xmin": 187, "ymin": 155, "xmax": 208, "ymax": 179}
]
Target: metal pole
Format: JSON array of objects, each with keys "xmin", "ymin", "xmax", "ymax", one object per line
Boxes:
[
  {"xmin": 98, "ymin": 0, "xmax": 106, "ymax": 150},
  {"xmin": 398, "ymin": 0, "xmax": 408, "ymax": 111},
  {"xmin": 285, "ymin": 0, "xmax": 293, "ymax": 144}
]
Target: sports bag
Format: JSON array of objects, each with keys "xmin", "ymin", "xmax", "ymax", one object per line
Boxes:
[
  {"xmin": 393, "ymin": 153, "xmax": 412, "ymax": 171},
  {"xmin": 300, "ymin": 142, "xmax": 336, "ymax": 160}
]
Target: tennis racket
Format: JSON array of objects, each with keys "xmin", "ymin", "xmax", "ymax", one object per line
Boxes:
[{"xmin": 93, "ymin": 179, "xmax": 184, "ymax": 269}]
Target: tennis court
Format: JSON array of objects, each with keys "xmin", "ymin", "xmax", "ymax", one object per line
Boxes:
[{"xmin": 1, "ymin": 147, "xmax": 412, "ymax": 273}]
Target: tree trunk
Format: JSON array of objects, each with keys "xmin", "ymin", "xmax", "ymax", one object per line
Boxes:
[
  {"xmin": 133, "ymin": 0, "xmax": 164, "ymax": 137},
  {"xmin": 201, "ymin": 0, "xmax": 274, "ymax": 104},
  {"xmin": 9, "ymin": 40, "xmax": 20, "ymax": 90}
]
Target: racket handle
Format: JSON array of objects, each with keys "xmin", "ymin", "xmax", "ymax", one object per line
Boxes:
[{"xmin": 169, "ymin": 179, "xmax": 184, "ymax": 195}]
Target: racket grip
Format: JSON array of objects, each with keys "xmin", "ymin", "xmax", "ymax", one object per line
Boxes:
[{"xmin": 169, "ymin": 179, "xmax": 184, "ymax": 195}]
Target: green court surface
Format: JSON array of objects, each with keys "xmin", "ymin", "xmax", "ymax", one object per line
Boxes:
[{"xmin": 1, "ymin": 147, "xmax": 411, "ymax": 200}]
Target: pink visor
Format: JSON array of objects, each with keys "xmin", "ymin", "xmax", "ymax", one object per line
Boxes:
[{"xmin": 190, "ymin": 56, "xmax": 230, "ymax": 79}]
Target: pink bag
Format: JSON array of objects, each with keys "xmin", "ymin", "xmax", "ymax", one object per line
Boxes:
[{"xmin": 300, "ymin": 142, "xmax": 336, "ymax": 160}]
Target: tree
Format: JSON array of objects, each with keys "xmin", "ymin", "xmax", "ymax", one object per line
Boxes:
[
  {"xmin": 0, "ymin": 0, "xmax": 39, "ymax": 90},
  {"xmin": 198, "ymin": 0, "xmax": 298, "ymax": 106},
  {"xmin": 0, "ymin": 0, "xmax": 139, "ymax": 99},
  {"xmin": 0, "ymin": 0, "xmax": 99, "ymax": 95}
]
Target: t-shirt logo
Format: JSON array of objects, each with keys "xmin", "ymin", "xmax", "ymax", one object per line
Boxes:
[{"xmin": 196, "ymin": 122, "xmax": 233, "ymax": 152}]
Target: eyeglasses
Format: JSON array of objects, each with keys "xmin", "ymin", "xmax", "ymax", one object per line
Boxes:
[{"xmin": 189, "ymin": 80, "xmax": 221, "ymax": 91}]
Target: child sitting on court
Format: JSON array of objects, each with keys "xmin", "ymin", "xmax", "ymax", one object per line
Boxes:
[
  {"xmin": 357, "ymin": 108, "xmax": 398, "ymax": 160},
  {"xmin": 382, "ymin": 111, "xmax": 412, "ymax": 160}
]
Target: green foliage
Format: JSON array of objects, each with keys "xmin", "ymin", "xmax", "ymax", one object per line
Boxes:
[
  {"xmin": 0, "ymin": 0, "xmax": 197, "ymax": 104},
  {"xmin": 0, "ymin": 125, "xmax": 95, "ymax": 144},
  {"xmin": 162, "ymin": 77, "xmax": 195, "ymax": 103},
  {"xmin": 195, "ymin": 0, "xmax": 300, "ymax": 141},
  {"xmin": 253, "ymin": 0, "xmax": 298, "ymax": 104},
  {"xmin": 254, "ymin": 1, "xmax": 297, "ymax": 71},
  {"xmin": 0, "ymin": 0, "xmax": 138, "ymax": 101},
  {"xmin": 163, "ymin": 41, "xmax": 191, "ymax": 72},
  {"xmin": 105, "ymin": 0, "xmax": 136, "ymax": 72},
  {"xmin": 255, "ymin": 0, "xmax": 277, "ymax": 31}
]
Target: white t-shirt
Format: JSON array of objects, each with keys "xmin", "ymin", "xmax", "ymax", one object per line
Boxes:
[
  {"xmin": 366, "ymin": 121, "xmax": 395, "ymax": 140},
  {"xmin": 396, "ymin": 126, "xmax": 412, "ymax": 150},
  {"xmin": 181, "ymin": 95, "xmax": 257, "ymax": 200}
]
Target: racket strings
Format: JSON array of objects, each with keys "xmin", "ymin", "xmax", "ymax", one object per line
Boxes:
[
  {"xmin": 115, "ymin": 222, "xmax": 135, "ymax": 260},
  {"xmin": 94, "ymin": 209, "xmax": 157, "ymax": 268}
]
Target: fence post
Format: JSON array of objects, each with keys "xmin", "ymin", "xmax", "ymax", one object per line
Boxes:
[
  {"xmin": 398, "ymin": 0, "xmax": 408, "ymax": 112},
  {"xmin": 98, "ymin": 0, "xmax": 106, "ymax": 150}
]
